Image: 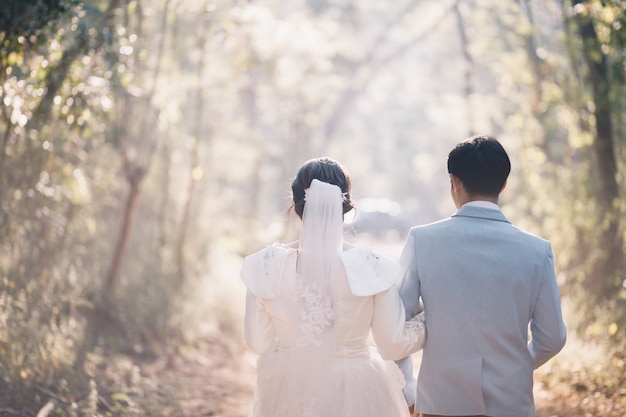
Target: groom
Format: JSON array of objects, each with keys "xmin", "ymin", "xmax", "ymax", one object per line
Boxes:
[{"xmin": 397, "ymin": 135, "xmax": 566, "ymax": 417}]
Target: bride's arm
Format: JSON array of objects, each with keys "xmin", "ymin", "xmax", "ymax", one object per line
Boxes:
[
  {"xmin": 371, "ymin": 285, "xmax": 425, "ymax": 361},
  {"xmin": 243, "ymin": 290, "xmax": 275, "ymax": 355}
]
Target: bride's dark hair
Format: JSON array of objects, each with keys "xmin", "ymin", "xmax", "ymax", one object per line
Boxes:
[{"xmin": 291, "ymin": 157, "xmax": 355, "ymax": 219}]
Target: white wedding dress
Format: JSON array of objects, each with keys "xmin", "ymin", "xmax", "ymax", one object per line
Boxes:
[{"xmin": 242, "ymin": 243, "xmax": 425, "ymax": 417}]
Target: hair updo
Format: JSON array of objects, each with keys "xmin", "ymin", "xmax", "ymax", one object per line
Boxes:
[{"xmin": 291, "ymin": 157, "xmax": 355, "ymax": 219}]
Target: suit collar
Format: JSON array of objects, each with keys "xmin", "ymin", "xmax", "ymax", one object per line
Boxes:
[
  {"xmin": 452, "ymin": 205, "xmax": 510, "ymax": 223},
  {"xmin": 463, "ymin": 200, "xmax": 500, "ymax": 210}
]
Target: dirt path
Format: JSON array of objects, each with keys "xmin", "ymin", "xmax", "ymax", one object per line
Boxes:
[
  {"xmin": 533, "ymin": 380, "xmax": 626, "ymax": 417},
  {"xmin": 162, "ymin": 339, "xmax": 256, "ymax": 417},
  {"xmin": 164, "ymin": 338, "xmax": 624, "ymax": 417}
]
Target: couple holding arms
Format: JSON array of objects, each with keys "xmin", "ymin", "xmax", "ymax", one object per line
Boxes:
[{"xmin": 241, "ymin": 135, "xmax": 567, "ymax": 417}]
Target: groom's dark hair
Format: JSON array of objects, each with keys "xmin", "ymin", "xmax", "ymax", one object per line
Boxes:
[{"xmin": 447, "ymin": 135, "xmax": 511, "ymax": 196}]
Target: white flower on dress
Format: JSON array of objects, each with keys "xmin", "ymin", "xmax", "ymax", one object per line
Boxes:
[
  {"xmin": 364, "ymin": 249, "xmax": 381, "ymax": 277},
  {"xmin": 262, "ymin": 246, "xmax": 276, "ymax": 277},
  {"xmin": 294, "ymin": 280, "xmax": 334, "ymax": 346}
]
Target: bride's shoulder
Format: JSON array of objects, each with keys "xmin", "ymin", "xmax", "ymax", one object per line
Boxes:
[
  {"xmin": 241, "ymin": 242, "xmax": 295, "ymax": 298},
  {"xmin": 244, "ymin": 241, "xmax": 296, "ymax": 258},
  {"xmin": 340, "ymin": 245, "xmax": 400, "ymax": 296},
  {"xmin": 341, "ymin": 244, "xmax": 397, "ymax": 265}
]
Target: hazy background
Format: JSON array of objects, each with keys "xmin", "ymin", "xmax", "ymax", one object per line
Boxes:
[{"xmin": 1, "ymin": 0, "xmax": 624, "ymax": 413}]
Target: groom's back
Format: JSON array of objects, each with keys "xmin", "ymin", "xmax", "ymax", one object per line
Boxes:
[{"xmin": 412, "ymin": 206, "xmax": 554, "ymax": 416}]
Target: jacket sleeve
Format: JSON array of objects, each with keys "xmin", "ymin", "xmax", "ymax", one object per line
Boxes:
[
  {"xmin": 528, "ymin": 241, "xmax": 567, "ymax": 368},
  {"xmin": 394, "ymin": 230, "xmax": 421, "ymax": 405},
  {"xmin": 398, "ymin": 230, "xmax": 421, "ymax": 319}
]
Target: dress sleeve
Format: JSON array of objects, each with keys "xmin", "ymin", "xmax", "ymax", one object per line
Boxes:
[
  {"xmin": 340, "ymin": 246, "xmax": 399, "ymax": 296},
  {"xmin": 241, "ymin": 244, "xmax": 291, "ymax": 354},
  {"xmin": 371, "ymin": 284, "xmax": 425, "ymax": 361},
  {"xmin": 243, "ymin": 289, "xmax": 276, "ymax": 355},
  {"xmin": 528, "ymin": 241, "xmax": 567, "ymax": 368}
]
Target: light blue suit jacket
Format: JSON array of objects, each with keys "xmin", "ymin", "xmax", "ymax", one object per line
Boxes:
[{"xmin": 397, "ymin": 205, "xmax": 566, "ymax": 417}]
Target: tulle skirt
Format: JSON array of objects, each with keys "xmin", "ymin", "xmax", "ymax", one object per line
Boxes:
[{"xmin": 249, "ymin": 347, "xmax": 410, "ymax": 417}]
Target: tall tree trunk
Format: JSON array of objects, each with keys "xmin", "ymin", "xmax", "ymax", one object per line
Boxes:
[
  {"xmin": 518, "ymin": 0, "xmax": 551, "ymax": 157},
  {"xmin": 571, "ymin": 0, "xmax": 622, "ymax": 299},
  {"xmin": 153, "ymin": 1, "xmax": 173, "ymax": 267},
  {"xmin": 453, "ymin": 1, "xmax": 476, "ymax": 136},
  {"xmin": 176, "ymin": 135, "xmax": 200, "ymax": 284},
  {"xmin": 105, "ymin": 162, "xmax": 145, "ymax": 290},
  {"xmin": 104, "ymin": 0, "xmax": 166, "ymax": 292},
  {"xmin": 157, "ymin": 136, "xmax": 172, "ymax": 263},
  {"xmin": 176, "ymin": 13, "xmax": 209, "ymax": 284},
  {"xmin": 0, "ymin": 112, "xmax": 12, "ymax": 183}
]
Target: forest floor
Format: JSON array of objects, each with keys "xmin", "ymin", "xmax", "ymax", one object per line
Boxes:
[
  {"xmin": 158, "ymin": 336, "xmax": 626, "ymax": 417},
  {"xmin": 2, "ymin": 333, "xmax": 625, "ymax": 416}
]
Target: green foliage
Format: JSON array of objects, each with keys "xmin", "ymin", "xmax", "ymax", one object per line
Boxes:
[
  {"xmin": 0, "ymin": 0, "xmax": 77, "ymax": 42},
  {"xmin": 0, "ymin": 0, "xmax": 78, "ymax": 73}
]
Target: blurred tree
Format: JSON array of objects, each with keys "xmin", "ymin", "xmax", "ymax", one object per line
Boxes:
[
  {"xmin": 104, "ymin": 0, "xmax": 166, "ymax": 292},
  {"xmin": 0, "ymin": 0, "xmax": 122, "ymax": 384},
  {"xmin": 453, "ymin": 0, "xmax": 476, "ymax": 136},
  {"xmin": 565, "ymin": 0, "xmax": 624, "ymax": 302},
  {"xmin": 176, "ymin": 4, "xmax": 210, "ymax": 285}
]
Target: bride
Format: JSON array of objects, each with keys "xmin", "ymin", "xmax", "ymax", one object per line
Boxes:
[{"xmin": 241, "ymin": 157, "xmax": 425, "ymax": 417}]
